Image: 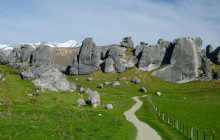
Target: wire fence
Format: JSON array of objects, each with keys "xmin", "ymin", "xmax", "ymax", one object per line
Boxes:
[{"xmin": 146, "ymin": 95, "xmax": 216, "ymax": 140}]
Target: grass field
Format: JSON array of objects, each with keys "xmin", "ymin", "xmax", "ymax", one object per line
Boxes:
[{"xmin": 0, "ymin": 64, "xmax": 219, "ymax": 139}]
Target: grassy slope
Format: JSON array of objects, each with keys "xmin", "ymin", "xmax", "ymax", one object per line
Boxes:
[{"xmin": 0, "ymin": 64, "xmax": 219, "ymax": 139}]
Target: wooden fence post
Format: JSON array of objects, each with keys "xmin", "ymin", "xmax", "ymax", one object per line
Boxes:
[
  {"xmin": 176, "ymin": 120, "xmax": 178, "ymax": 130},
  {"xmin": 191, "ymin": 127, "xmax": 193, "ymax": 140}
]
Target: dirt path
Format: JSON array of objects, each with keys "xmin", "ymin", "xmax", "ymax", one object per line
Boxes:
[{"xmin": 124, "ymin": 96, "xmax": 161, "ymax": 140}]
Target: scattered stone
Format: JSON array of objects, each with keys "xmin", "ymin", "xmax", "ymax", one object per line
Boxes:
[
  {"xmin": 79, "ymin": 87, "xmax": 84, "ymax": 93},
  {"xmin": 2, "ymin": 78, "xmax": 6, "ymax": 82},
  {"xmin": 0, "ymin": 103, "xmax": 2, "ymax": 105},
  {"xmin": 76, "ymin": 99, "xmax": 86, "ymax": 106},
  {"xmin": 104, "ymin": 82, "xmax": 110, "ymax": 85},
  {"xmin": 105, "ymin": 104, "xmax": 113, "ymax": 109},
  {"xmin": 36, "ymin": 90, "xmax": 39, "ymax": 93},
  {"xmin": 39, "ymin": 86, "xmax": 45, "ymax": 92},
  {"xmin": 140, "ymin": 87, "xmax": 147, "ymax": 92},
  {"xmin": 109, "ymin": 81, "xmax": 120, "ymax": 86},
  {"xmin": 27, "ymin": 94, "xmax": 33, "ymax": 97},
  {"xmin": 156, "ymin": 92, "xmax": 162, "ymax": 96},
  {"xmin": 183, "ymin": 97, "xmax": 187, "ymax": 100},
  {"xmin": 98, "ymin": 84, "xmax": 103, "ymax": 88},
  {"xmin": 85, "ymin": 88, "xmax": 92, "ymax": 94},
  {"xmin": 87, "ymin": 77, "xmax": 93, "ymax": 81},
  {"xmin": 75, "ymin": 78, "xmax": 78, "ymax": 81},
  {"xmin": 120, "ymin": 77, "xmax": 127, "ymax": 80},
  {"xmin": 131, "ymin": 77, "xmax": 140, "ymax": 84},
  {"xmin": 124, "ymin": 82, "xmax": 128, "ymax": 84},
  {"xmin": 88, "ymin": 91, "xmax": 100, "ymax": 107},
  {"xmin": 93, "ymin": 73, "xmax": 96, "ymax": 75},
  {"xmin": 98, "ymin": 114, "xmax": 102, "ymax": 116},
  {"xmin": 69, "ymin": 89, "xmax": 74, "ymax": 92},
  {"xmin": 69, "ymin": 82, "xmax": 76, "ymax": 91}
]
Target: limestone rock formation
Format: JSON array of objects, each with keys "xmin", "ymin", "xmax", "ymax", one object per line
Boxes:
[
  {"xmin": 138, "ymin": 39, "xmax": 173, "ymax": 71},
  {"xmin": 105, "ymin": 104, "xmax": 113, "ymax": 109},
  {"xmin": 31, "ymin": 44, "xmax": 54, "ymax": 66},
  {"xmin": 131, "ymin": 77, "xmax": 140, "ymax": 84},
  {"xmin": 77, "ymin": 99, "xmax": 86, "ymax": 106},
  {"xmin": 211, "ymin": 46, "xmax": 220, "ymax": 65},
  {"xmin": 120, "ymin": 37, "xmax": 134, "ymax": 49},
  {"xmin": 104, "ymin": 58, "xmax": 115, "ymax": 73},
  {"xmin": 152, "ymin": 37, "xmax": 202, "ymax": 84},
  {"xmin": 88, "ymin": 91, "xmax": 100, "ymax": 107},
  {"xmin": 199, "ymin": 57, "xmax": 213, "ymax": 81},
  {"xmin": 216, "ymin": 69, "xmax": 220, "ymax": 80},
  {"xmin": 67, "ymin": 38, "xmax": 100, "ymax": 75},
  {"xmin": 206, "ymin": 45, "xmax": 213, "ymax": 59}
]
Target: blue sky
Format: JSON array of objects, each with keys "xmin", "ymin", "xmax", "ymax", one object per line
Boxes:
[{"xmin": 0, "ymin": 0, "xmax": 219, "ymax": 48}]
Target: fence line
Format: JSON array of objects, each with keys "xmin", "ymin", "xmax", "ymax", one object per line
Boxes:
[{"xmin": 146, "ymin": 95, "xmax": 216, "ymax": 140}]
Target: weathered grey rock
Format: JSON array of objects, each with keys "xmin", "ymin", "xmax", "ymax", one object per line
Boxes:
[
  {"xmin": 131, "ymin": 77, "xmax": 140, "ymax": 84},
  {"xmin": 124, "ymin": 82, "xmax": 128, "ymax": 84},
  {"xmin": 114, "ymin": 58, "xmax": 125, "ymax": 73},
  {"xmin": 152, "ymin": 37, "xmax": 202, "ymax": 83},
  {"xmin": 21, "ymin": 65, "xmax": 70, "ymax": 92},
  {"xmin": 101, "ymin": 48, "xmax": 108, "ymax": 59},
  {"xmin": 140, "ymin": 87, "xmax": 147, "ymax": 92},
  {"xmin": 39, "ymin": 86, "xmax": 45, "ymax": 92},
  {"xmin": 156, "ymin": 92, "xmax": 162, "ymax": 96},
  {"xmin": 120, "ymin": 37, "xmax": 134, "ymax": 49},
  {"xmin": 79, "ymin": 87, "xmax": 85, "ymax": 93},
  {"xmin": 107, "ymin": 46, "xmax": 125, "ymax": 59},
  {"xmin": 87, "ymin": 77, "xmax": 93, "ymax": 81},
  {"xmin": 212, "ymin": 46, "xmax": 220, "ymax": 65},
  {"xmin": 77, "ymin": 99, "xmax": 86, "ymax": 106},
  {"xmin": 27, "ymin": 94, "xmax": 33, "ymax": 96},
  {"xmin": 20, "ymin": 44, "xmax": 32, "ymax": 63},
  {"xmin": 105, "ymin": 104, "xmax": 113, "ymax": 109},
  {"xmin": 199, "ymin": 57, "xmax": 213, "ymax": 81},
  {"xmin": 120, "ymin": 77, "xmax": 127, "ymax": 80},
  {"xmin": 31, "ymin": 44, "xmax": 53, "ymax": 66},
  {"xmin": 78, "ymin": 38, "xmax": 100, "ymax": 75},
  {"xmin": 88, "ymin": 91, "xmax": 100, "ymax": 107},
  {"xmin": 206, "ymin": 45, "xmax": 213, "ymax": 59},
  {"xmin": 0, "ymin": 52, "xmax": 8, "ymax": 64},
  {"xmin": 66, "ymin": 57, "xmax": 79, "ymax": 75},
  {"xmin": 98, "ymin": 84, "xmax": 103, "ymax": 88},
  {"xmin": 104, "ymin": 58, "xmax": 115, "ymax": 73},
  {"xmin": 135, "ymin": 42, "xmax": 148, "ymax": 57},
  {"xmin": 85, "ymin": 88, "xmax": 92, "ymax": 94},
  {"xmin": 109, "ymin": 81, "xmax": 120, "ymax": 86},
  {"xmin": 104, "ymin": 82, "xmax": 110, "ymax": 85},
  {"xmin": 216, "ymin": 69, "xmax": 220, "ymax": 80},
  {"xmin": 138, "ymin": 39, "xmax": 173, "ymax": 71},
  {"xmin": 69, "ymin": 82, "xmax": 76, "ymax": 90}
]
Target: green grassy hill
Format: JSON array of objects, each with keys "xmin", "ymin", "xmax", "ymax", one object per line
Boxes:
[{"xmin": 0, "ymin": 65, "xmax": 219, "ymax": 139}]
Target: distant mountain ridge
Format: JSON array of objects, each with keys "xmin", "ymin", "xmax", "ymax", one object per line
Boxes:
[{"xmin": 0, "ymin": 40, "xmax": 81, "ymax": 56}]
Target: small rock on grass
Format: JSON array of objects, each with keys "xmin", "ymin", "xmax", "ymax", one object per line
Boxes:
[
  {"xmin": 98, "ymin": 84, "xmax": 103, "ymax": 88},
  {"xmin": 156, "ymin": 92, "xmax": 162, "ymax": 96},
  {"xmin": 77, "ymin": 99, "xmax": 86, "ymax": 106},
  {"xmin": 87, "ymin": 77, "xmax": 93, "ymax": 81},
  {"xmin": 27, "ymin": 94, "xmax": 33, "ymax": 96},
  {"xmin": 140, "ymin": 87, "xmax": 147, "ymax": 92},
  {"xmin": 105, "ymin": 104, "xmax": 113, "ymax": 109}
]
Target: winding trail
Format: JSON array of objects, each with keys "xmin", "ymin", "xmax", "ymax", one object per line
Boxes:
[{"xmin": 124, "ymin": 95, "xmax": 161, "ymax": 140}]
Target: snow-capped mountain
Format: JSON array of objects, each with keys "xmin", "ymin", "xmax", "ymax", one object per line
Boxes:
[{"xmin": 0, "ymin": 40, "xmax": 81, "ymax": 56}]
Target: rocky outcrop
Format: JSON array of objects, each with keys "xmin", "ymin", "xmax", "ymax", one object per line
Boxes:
[
  {"xmin": 216, "ymin": 69, "xmax": 220, "ymax": 80},
  {"xmin": 21, "ymin": 44, "xmax": 72, "ymax": 92},
  {"xmin": 211, "ymin": 47, "xmax": 220, "ymax": 65},
  {"xmin": 31, "ymin": 44, "xmax": 54, "ymax": 66},
  {"xmin": 206, "ymin": 45, "xmax": 213, "ymax": 59},
  {"xmin": 120, "ymin": 37, "xmax": 134, "ymax": 49},
  {"xmin": 152, "ymin": 37, "xmax": 202, "ymax": 84},
  {"xmin": 104, "ymin": 58, "xmax": 115, "ymax": 73},
  {"xmin": 135, "ymin": 42, "xmax": 148, "ymax": 58},
  {"xmin": 138, "ymin": 39, "xmax": 173, "ymax": 71},
  {"xmin": 67, "ymin": 38, "xmax": 100, "ymax": 75},
  {"xmin": 0, "ymin": 52, "xmax": 8, "ymax": 64},
  {"xmin": 199, "ymin": 57, "xmax": 213, "ymax": 81}
]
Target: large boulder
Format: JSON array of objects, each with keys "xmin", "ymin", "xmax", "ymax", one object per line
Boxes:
[
  {"xmin": 106, "ymin": 46, "xmax": 125, "ymax": 59},
  {"xmin": 67, "ymin": 38, "xmax": 100, "ymax": 75},
  {"xmin": 212, "ymin": 47, "xmax": 220, "ymax": 65},
  {"xmin": 21, "ymin": 65, "xmax": 71, "ymax": 92},
  {"xmin": 31, "ymin": 44, "xmax": 54, "ymax": 66},
  {"xmin": 20, "ymin": 44, "xmax": 32, "ymax": 63},
  {"xmin": 152, "ymin": 37, "xmax": 202, "ymax": 83},
  {"xmin": 0, "ymin": 52, "xmax": 8, "ymax": 64},
  {"xmin": 104, "ymin": 58, "xmax": 115, "ymax": 73},
  {"xmin": 114, "ymin": 58, "xmax": 126, "ymax": 73},
  {"xmin": 138, "ymin": 39, "xmax": 173, "ymax": 71},
  {"xmin": 135, "ymin": 42, "xmax": 148, "ymax": 57},
  {"xmin": 120, "ymin": 37, "xmax": 134, "ymax": 49}
]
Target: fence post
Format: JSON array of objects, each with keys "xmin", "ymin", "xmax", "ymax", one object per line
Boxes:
[
  {"xmin": 204, "ymin": 131, "xmax": 205, "ymax": 140},
  {"xmin": 191, "ymin": 127, "xmax": 193, "ymax": 140},
  {"xmin": 162, "ymin": 113, "xmax": 164, "ymax": 121},
  {"xmin": 176, "ymin": 120, "xmax": 178, "ymax": 130}
]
